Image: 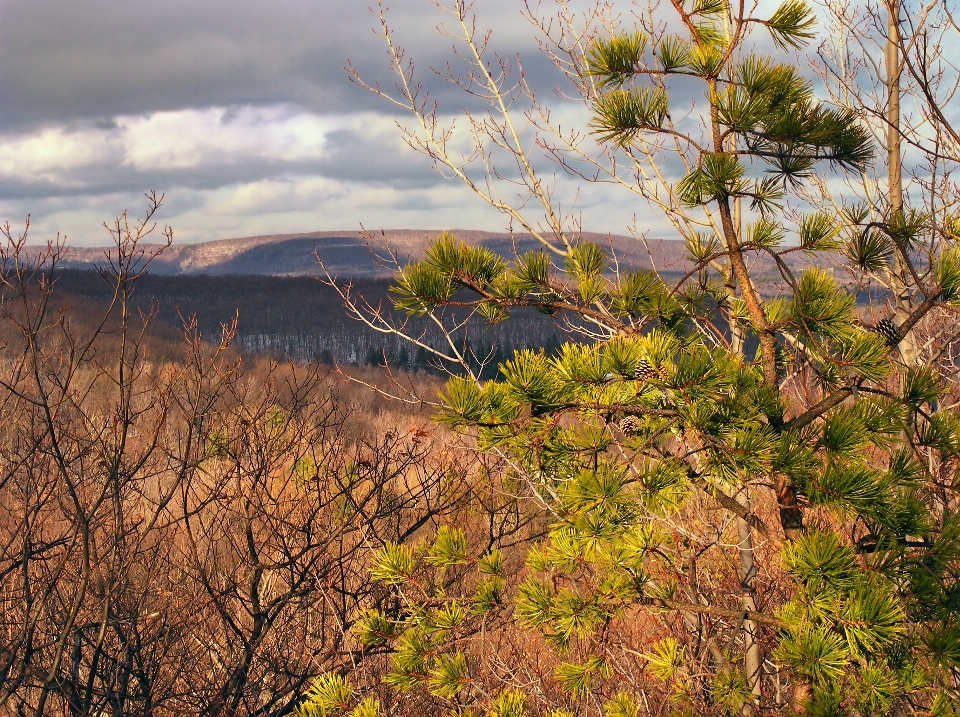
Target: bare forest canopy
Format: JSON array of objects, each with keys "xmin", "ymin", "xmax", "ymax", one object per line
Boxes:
[
  {"xmin": 46, "ymin": 223, "xmax": 881, "ymax": 379},
  {"xmin": 48, "ymin": 269, "xmax": 575, "ymax": 375},
  {"xmin": 45, "ymin": 217, "xmax": 882, "ymax": 380},
  {"xmin": 0, "ymin": 234, "xmax": 489, "ymax": 716}
]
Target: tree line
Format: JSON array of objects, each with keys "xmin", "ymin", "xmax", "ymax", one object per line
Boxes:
[{"xmin": 49, "ymin": 270, "xmax": 570, "ymax": 378}]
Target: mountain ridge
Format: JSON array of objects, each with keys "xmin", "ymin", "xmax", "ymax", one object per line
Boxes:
[{"xmin": 50, "ymin": 229, "xmax": 692, "ymax": 277}]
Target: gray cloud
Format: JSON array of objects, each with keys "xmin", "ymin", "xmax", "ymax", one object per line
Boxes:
[
  {"xmin": 0, "ymin": 0, "xmax": 576, "ymax": 206},
  {"xmin": 0, "ymin": 0, "xmax": 569, "ymax": 130},
  {"xmin": 318, "ymin": 127, "xmax": 443, "ymax": 186},
  {"xmin": 0, "ymin": 160, "xmax": 312, "ymax": 201},
  {"xmin": 0, "ymin": 0, "xmax": 325, "ymax": 129},
  {"xmin": 0, "ymin": 145, "xmax": 445, "ymax": 202},
  {"xmin": 0, "ymin": 0, "xmax": 677, "ymax": 245}
]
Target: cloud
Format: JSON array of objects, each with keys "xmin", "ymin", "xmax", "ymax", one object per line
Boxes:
[
  {"xmin": 0, "ymin": 125, "xmax": 124, "ymax": 181},
  {"xmin": 0, "ymin": 0, "xmax": 678, "ymax": 247},
  {"xmin": 206, "ymin": 177, "xmax": 339, "ymax": 217},
  {"xmin": 0, "ymin": 0, "xmax": 564, "ymax": 128},
  {"xmin": 0, "ymin": 105, "xmax": 457, "ymax": 200},
  {"xmin": 121, "ymin": 106, "xmax": 326, "ymax": 170},
  {"xmin": 0, "ymin": 0, "xmax": 326, "ymax": 129},
  {"xmin": 0, "ymin": 98, "xmax": 678, "ymax": 246}
]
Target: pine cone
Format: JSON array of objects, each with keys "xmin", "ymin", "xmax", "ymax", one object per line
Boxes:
[
  {"xmin": 634, "ymin": 358, "xmax": 658, "ymax": 383},
  {"xmin": 619, "ymin": 415, "xmax": 641, "ymax": 435},
  {"xmin": 871, "ymin": 317, "xmax": 901, "ymax": 346}
]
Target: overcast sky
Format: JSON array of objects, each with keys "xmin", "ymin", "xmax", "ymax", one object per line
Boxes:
[{"xmin": 0, "ymin": 0, "xmax": 648, "ymax": 246}]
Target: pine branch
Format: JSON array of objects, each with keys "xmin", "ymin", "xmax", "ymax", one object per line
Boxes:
[
  {"xmin": 688, "ymin": 469, "xmax": 783, "ymax": 548},
  {"xmin": 786, "ymin": 292, "xmax": 942, "ymax": 431},
  {"xmin": 784, "ymin": 383, "xmax": 857, "ymax": 432},
  {"xmin": 638, "ymin": 596, "xmax": 789, "ymax": 628},
  {"xmin": 858, "ymin": 221, "xmax": 931, "ymax": 294}
]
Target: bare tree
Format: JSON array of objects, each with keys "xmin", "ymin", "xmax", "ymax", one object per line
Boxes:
[{"xmin": 0, "ymin": 196, "xmax": 525, "ymax": 716}]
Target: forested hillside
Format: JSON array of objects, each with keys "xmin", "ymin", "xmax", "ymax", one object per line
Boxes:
[
  {"xmin": 49, "ymin": 270, "xmax": 574, "ymax": 375},
  {"xmin": 55, "ymin": 229, "xmax": 688, "ymax": 277}
]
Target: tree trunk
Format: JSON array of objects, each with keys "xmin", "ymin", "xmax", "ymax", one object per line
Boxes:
[
  {"xmin": 886, "ymin": 0, "xmax": 920, "ymax": 366},
  {"xmin": 738, "ymin": 512, "xmax": 763, "ymax": 713}
]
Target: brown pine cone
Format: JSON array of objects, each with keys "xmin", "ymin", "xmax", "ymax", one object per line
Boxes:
[
  {"xmin": 634, "ymin": 358, "xmax": 658, "ymax": 383},
  {"xmin": 871, "ymin": 317, "xmax": 901, "ymax": 346},
  {"xmin": 619, "ymin": 415, "xmax": 641, "ymax": 434}
]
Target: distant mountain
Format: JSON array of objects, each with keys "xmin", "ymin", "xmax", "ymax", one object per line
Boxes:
[{"xmin": 53, "ymin": 229, "xmax": 694, "ymax": 277}]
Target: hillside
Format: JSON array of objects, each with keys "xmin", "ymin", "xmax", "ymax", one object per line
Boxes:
[
  {"xmin": 49, "ymin": 270, "xmax": 576, "ymax": 373},
  {"xmin": 54, "ymin": 229, "xmax": 694, "ymax": 277}
]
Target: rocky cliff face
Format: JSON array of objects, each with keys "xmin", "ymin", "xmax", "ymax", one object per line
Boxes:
[{"xmin": 54, "ymin": 229, "xmax": 692, "ymax": 277}]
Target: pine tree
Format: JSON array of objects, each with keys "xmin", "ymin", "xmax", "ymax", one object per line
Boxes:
[{"xmin": 301, "ymin": 0, "xmax": 960, "ymax": 714}]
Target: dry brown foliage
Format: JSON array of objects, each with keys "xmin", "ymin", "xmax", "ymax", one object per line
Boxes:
[{"xmin": 0, "ymin": 201, "xmax": 542, "ymax": 717}]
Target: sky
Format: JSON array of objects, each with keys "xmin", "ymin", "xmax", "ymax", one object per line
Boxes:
[{"xmin": 0, "ymin": 0, "xmax": 646, "ymax": 247}]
